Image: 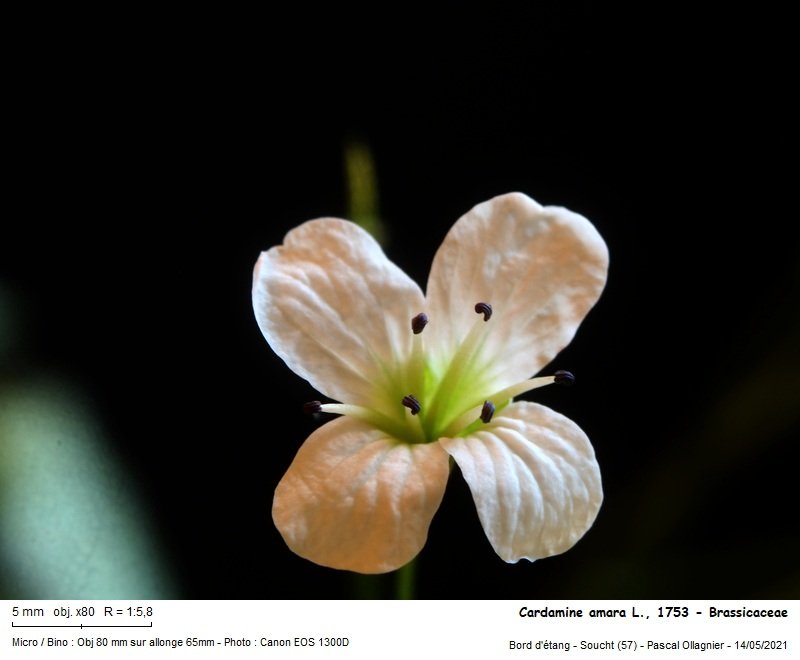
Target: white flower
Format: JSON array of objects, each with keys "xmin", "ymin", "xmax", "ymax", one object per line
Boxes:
[{"xmin": 253, "ymin": 192, "xmax": 608, "ymax": 574}]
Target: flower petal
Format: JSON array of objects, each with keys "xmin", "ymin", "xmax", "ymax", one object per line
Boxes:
[
  {"xmin": 439, "ymin": 401, "xmax": 602, "ymax": 562},
  {"xmin": 426, "ymin": 192, "xmax": 609, "ymax": 386},
  {"xmin": 253, "ymin": 218, "xmax": 425, "ymax": 404},
  {"xmin": 273, "ymin": 416, "xmax": 450, "ymax": 573}
]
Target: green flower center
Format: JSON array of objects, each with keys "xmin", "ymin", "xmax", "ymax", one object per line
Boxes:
[{"xmin": 312, "ymin": 303, "xmax": 571, "ymax": 445}]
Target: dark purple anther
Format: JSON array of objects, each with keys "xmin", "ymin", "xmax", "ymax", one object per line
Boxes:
[
  {"xmin": 411, "ymin": 313, "xmax": 429, "ymax": 335},
  {"xmin": 401, "ymin": 394, "xmax": 422, "ymax": 415},
  {"xmin": 303, "ymin": 400, "xmax": 323, "ymax": 414},
  {"xmin": 554, "ymin": 370, "xmax": 575, "ymax": 386},
  {"xmin": 480, "ymin": 400, "xmax": 496, "ymax": 423},
  {"xmin": 474, "ymin": 302, "xmax": 493, "ymax": 321}
]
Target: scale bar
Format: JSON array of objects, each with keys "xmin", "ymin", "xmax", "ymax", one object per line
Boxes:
[{"xmin": 11, "ymin": 623, "xmax": 153, "ymax": 628}]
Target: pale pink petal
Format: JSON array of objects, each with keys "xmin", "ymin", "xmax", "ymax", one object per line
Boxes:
[
  {"xmin": 440, "ymin": 401, "xmax": 602, "ymax": 562},
  {"xmin": 273, "ymin": 417, "xmax": 450, "ymax": 573},
  {"xmin": 426, "ymin": 192, "xmax": 608, "ymax": 386},
  {"xmin": 253, "ymin": 218, "xmax": 425, "ymax": 405}
]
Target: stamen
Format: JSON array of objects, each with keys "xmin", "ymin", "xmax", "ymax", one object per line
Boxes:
[
  {"xmin": 482, "ymin": 375, "xmax": 563, "ymax": 408},
  {"xmin": 411, "ymin": 312, "xmax": 429, "ymax": 334},
  {"xmin": 303, "ymin": 400, "xmax": 322, "ymax": 415},
  {"xmin": 408, "ymin": 317, "xmax": 426, "ymax": 399},
  {"xmin": 474, "ymin": 302, "xmax": 493, "ymax": 321},
  {"xmin": 319, "ymin": 403, "xmax": 423, "ymax": 443},
  {"xmin": 554, "ymin": 370, "xmax": 575, "ymax": 386},
  {"xmin": 440, "ymin": 372, "xmax": 572, "ymax": 438},
  {"xmin": 402, "ymin": 394, "xmax": 421, "ymax": 415}
]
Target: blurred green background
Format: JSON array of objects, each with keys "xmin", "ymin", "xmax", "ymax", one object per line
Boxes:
[{"xmin": 2, "ymin": 4, "xmax": 797, "ymax": 598}]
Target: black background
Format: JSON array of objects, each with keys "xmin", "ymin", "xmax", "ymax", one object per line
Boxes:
[{"xmin": 3, "ymin": 4, "xmax": 798, "ymax": 598}]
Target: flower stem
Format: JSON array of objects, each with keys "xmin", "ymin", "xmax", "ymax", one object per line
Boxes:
[
  {"xmin": 345, "ymin": 138, "xmax": 387, "ymax": 245},
  {"xmin": 394, "ymin": 558, "xmax": 416, "ymax": 599}
]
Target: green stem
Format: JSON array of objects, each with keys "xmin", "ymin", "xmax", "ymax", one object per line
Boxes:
[
  {"xmin": 394, "ymin": 558, "xmax": 416, "ymax": 599},
  {"xmin": 344, "ymin": 138, "xmax": 387, "ymax": 245}
]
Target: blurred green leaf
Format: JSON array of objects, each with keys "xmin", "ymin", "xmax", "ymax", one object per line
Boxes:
[{"xmin": 0, "ymin": 380, "xmax": 175, "ymax": 598}]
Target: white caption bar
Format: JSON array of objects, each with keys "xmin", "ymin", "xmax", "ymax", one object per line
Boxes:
[{"xmin": 4, "ymin": 600, "xmax": 796, "ymax": 659}]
